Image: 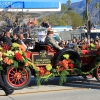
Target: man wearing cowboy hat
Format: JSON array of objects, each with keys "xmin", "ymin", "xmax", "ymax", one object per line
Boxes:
[{"xmin": 45, "ymin": 29, "xmax": 63, "ymax": 50}]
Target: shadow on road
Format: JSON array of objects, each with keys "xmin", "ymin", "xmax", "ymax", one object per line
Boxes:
[{"xmin": 28, "ymin": 76, "xmax": 100, "ymax": 90}]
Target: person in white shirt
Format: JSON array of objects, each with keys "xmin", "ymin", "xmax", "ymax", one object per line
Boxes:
[
  {"xmin": 38, "ymin": 31, "xmax": 46, "ymax": 43},
  {"xmin": 17, "ymin": 33, "xmax": 27, "ymax": 48}
]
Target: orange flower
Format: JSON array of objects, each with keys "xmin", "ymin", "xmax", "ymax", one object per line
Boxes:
[
  {"xmin": 19, "ymin": 45, "xmax": 26, "ymax": 52},
  {"xmin": 0, "ymin": 52, "xmax": 2, "ymax": 58},
  {"xmin": 3, "ymin": 57, "xmax": 9, "ymax": 63},
  {"xmin": 3, "ymin": 57, "xmax": 13, "ymax": 65},
  {"xmin": 45, "ymin": 71, "xmax": 50, "ymax": 75},
  {"xmin": 25, "ymin": 61, "xmax": 31, "ymax": 67}
]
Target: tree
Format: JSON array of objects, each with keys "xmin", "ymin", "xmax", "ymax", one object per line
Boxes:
[
  {"xmin": 69, "ymin": 12, "xmax": 83, "ymax": 28},
  {"xmin": 67, "ymin": 0, "xmax": 73, "ymax": 11},
  {"xmin": 83, "ymin": 10, "xmax": 87, "ymax": 23},
  {"xmin": 94, "ymin": 2, "xmax": 99, "ymax": 9},
  {"xmin": 67, "ymin": 0, "xmax": 71, "ymax": 7},
  {"xmin": 94, "ymin": 2, "xmax": 99, "ymax": 24},
  {"xmin": 39, "ymin": 4, "xmax": 83, "ymax": 27},
  {"xmin": 61, "ymin": 4, "xmax": 68, "ymax": 13},
  {"xmin": 60, "ymin": 2, "xmax": 72, "ymax": 17}
]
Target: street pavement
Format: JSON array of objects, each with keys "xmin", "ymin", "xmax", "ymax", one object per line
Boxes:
[{"xmin": 0, "ymin": 76, "xmax": 100, "ymax": 100}]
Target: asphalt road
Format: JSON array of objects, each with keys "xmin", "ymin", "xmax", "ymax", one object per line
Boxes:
[{"xmin": 0, "ymin": 76, "xmax": 100, "ymax": 100}]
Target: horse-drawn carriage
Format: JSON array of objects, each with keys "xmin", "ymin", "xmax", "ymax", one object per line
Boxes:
[{"xmin": 1, "ymin": 43, "xmax": 100, "ymax": 89}]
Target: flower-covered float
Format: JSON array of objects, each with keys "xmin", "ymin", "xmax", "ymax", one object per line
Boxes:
[{"xmin": 1, "ymin": 43, "xmax": 100, "ymax": 89}]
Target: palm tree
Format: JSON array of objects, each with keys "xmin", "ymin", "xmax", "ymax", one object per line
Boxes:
[
  {"xmin": 85, "ymin": 0, "xmax": 92, "ymax": 39},
  {"xmin": 94, "ymin": 2, "xmax": 99, "ymax": 24},
  {"xmin": 60, "ymin": 0, "xmax": 72, "ymax": 17},
  {"xmin": 67, "ymin": 0, "xmax": 71, "ymax": 7},
  {"xmin": 67, "ymin": 0, "xmax": 72, "ymax": 11},
  {"xmin": 94, "ymin": 2, "xmax": 99, "ymax": 9}
]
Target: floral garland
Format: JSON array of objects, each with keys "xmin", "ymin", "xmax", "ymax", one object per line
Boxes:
[{"xmin": 81, "ymin": 43, "xmax": 100, "ymax": 50}]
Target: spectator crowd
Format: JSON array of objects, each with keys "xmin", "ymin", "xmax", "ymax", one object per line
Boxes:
[{"xmin": 0, "ymin": 17, "xmax": 100, "ymax": 52}]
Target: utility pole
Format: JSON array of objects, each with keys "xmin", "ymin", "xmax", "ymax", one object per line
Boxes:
[
  {"xmin": 99, "ymin": 0, "xmax": 100, "ymax": 25},
  {"xmin": 86, "ymin": 0, "xmax": 91, "ymax": 41}
]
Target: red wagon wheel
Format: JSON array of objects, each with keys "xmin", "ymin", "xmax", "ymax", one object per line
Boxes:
[
  {"xmin": 94, "ymin": 64, "xmax": 100, "ymax": 82},
  {"xmin": 3, "ymin": 67, "xmax": 31, "ymax": 90}
]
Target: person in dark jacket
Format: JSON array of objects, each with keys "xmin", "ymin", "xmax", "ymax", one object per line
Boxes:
[
  {"xmin": 12, "ymin": 33, "xmax": 21, "ymax": 44},
  {"xmin": 0, "ymin": 31, "xmax": 5, "ymax": 44},
  {"xmin": 0, "ymin": 74, "xmax": 14, "ymax": 96},
  {"xmin": 2, "ymin": 28, "xmax": 12, "ymax": 45}
]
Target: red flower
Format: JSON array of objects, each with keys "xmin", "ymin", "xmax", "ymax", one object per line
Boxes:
[
  {"xmin": 68, "ymin": 63, "xmax": 74, "ymax": 69},
  {"xmin": 1, "ymin": 43, "xmax": 11, "ymax": 51},
  {"xmin": 58, "ymin": 60, "xmax": 68, "ymax": 69},
  {"xmin": 14, "ymin": 52, "xmax": 22, "ymax": 61},
  {"xmin": 39, "ymin": 67, "xmax": 47, "ymax": 76}
]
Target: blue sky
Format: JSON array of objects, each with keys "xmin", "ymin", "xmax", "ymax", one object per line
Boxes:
[
  {"xmin": 62, "ymin": 0, "xmax": 82, "ymax": 3},
  {"xmin": 40, "ymin": 0, "xmax": 82, "ymax": 3},
  {"xmin": 32, "ymin": 0, "xmax": 83, "ymax": 3},
  {"xmin": 31, "ymin": 0, "xmax": 82, "ymax": 3},
  {"xmin": 0, "ymin": 0, "xmax": 82, "ymax": 3}
]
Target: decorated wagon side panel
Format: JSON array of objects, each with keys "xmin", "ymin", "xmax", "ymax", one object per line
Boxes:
[{"xmin": 31, "ymin": 50, "xmax": 54, "ymax": 66}]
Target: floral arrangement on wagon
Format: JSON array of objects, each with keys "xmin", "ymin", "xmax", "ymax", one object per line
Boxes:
[
  {"xmin": 35, "ymin": 54, "xmax": 76, "ymax": 85},
  {"xmin": 0, "ymin": 43, "xmax": 34, "ymax": 71},
  {"xmin": 81, "ymin": 43, "xmax": 100, "ymax": 50},
  {"xmin": 35, "ymin": 51, "xmax": 100, "ymax": 85}
]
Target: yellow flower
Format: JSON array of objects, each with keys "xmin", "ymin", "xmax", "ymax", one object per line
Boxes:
[{"xmin": 0, "ymin": 47, "xmax": 2, "ymax": 51}]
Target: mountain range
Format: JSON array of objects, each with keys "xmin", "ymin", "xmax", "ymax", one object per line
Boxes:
[{"xmin": 65, "ymin": 0, "xmax": 100, "ymax": 24}]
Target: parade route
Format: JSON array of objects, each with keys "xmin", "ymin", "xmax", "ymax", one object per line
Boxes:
[{"xmin": 0, "ymin": 76, "xmax": 100, "ymax": 96}]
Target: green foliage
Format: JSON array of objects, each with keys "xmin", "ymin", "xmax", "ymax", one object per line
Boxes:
[
  {"xmin": 61, "ymin": 4, "xmax": 68, "ymax": 12},
  {"xmin": 13, "ymin": 60, "xmax": 18, "ymax": 68},
  {"xmin": 36, "ymin": 76, "xmax": 41, "ymax": 86},
  {"xmin": 0, "ymin": 66, "xmax": 3, "ymax": 71},
  {"xmin": 63, "ymin": 54, "xmax": 69, "ymax": 59},
  {"xmin": 68, "ymin": 12, "xmax": 83, "ymax": 28},
  {"xmin": 36, "ymin": 73, "xmax": 54, "ymax": 85},
  {"xmin": 39, "ymin": 5, "xmax": 83, "ymax": 27},
  {"xmin": 59, "ymin": 71, "xmax": 70, "ymax": 85},
  {"xmin": 46, "ymin": 64, "xmax": 52, "ymax": 71}
]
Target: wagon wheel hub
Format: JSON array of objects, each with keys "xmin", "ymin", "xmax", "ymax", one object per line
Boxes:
[{"xmin": 14, "ymin": 73, "xmax": 22, "ymax": 79}]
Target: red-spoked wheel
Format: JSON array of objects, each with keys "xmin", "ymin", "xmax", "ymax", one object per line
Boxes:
[
  {"xmin": 3, "ymin": 67, "xmax": 31, "ymax": 90},
  {"xmin": 94, "ymin": 64, "xmax": 100, "ymax": 82}
]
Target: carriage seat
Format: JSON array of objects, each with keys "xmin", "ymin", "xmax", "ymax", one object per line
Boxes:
[{"xmin": 39, "ymin": 44, "xmax": 56, "ymax": 52}]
